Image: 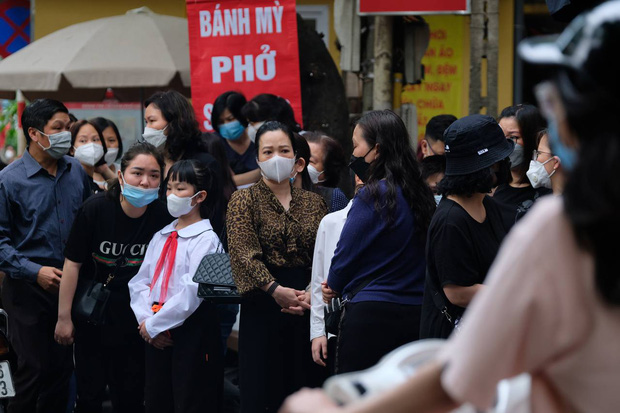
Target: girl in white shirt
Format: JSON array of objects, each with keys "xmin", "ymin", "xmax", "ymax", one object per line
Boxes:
[{"xmin": 129, "ymin": 159, "xmax": 223, "ymax": 413}]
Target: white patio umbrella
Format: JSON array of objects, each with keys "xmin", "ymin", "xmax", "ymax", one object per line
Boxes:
[{"xmin": 0, "ymin": 6, "xmax": 190, "ymax": 100}]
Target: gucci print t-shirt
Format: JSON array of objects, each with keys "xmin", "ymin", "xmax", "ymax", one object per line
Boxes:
[{"xmin": 64, "ymin": 192, "xmax": 173, "ymax": 292}]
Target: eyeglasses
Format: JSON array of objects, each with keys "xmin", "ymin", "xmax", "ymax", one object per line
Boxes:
[
  {"xmin": 425, "ymin": 139, "xmax": 438, "ymax": 155},
  {"xmin": 532, "ymin": 149, "xmax": 553, "ymax": 160}
]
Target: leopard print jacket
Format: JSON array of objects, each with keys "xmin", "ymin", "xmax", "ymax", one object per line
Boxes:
[{"xmin": 227, "ymin": 180, "xmax": 328, "ymax": 295}]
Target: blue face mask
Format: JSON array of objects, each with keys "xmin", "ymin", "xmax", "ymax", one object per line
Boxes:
[
  {"xmin": 548, "ymin": 121, "xmax": 577, "ymax": 172},
  {"xmin": 120, "ymin": 174, "xmax": 159, "ymax": 208},
  {"xmin": 219, "ymin": 120, "xmax": 245, "ymax": 140}
]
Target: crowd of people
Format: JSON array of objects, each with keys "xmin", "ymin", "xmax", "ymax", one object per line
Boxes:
[{"xmin": 1, "ymin": 4, "xmax": 619, "ymax": 413}]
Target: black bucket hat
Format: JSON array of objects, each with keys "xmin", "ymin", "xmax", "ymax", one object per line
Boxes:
[{"xmin": 443, "ymin": 114, "xmax": 514, "ymax": 176}]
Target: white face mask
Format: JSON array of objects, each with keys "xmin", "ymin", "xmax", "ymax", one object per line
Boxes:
[
  {"xmin": 247, "ymin": 121, "xmax": 265, "ymax": 143},
  {"xmin": 166, "ymin": 191, "xmax": 202, "ymax": 218},
  {"xmin": 258, "ymin": 155, "xmax": 296, "ymax": 183},
  {"xmin": 74, "ymin": 143, "xmax": 104, "ymax": 166},
  {"xmin": 104, "ymin": 147, "xmax": 119, "ymax": 166},
  {"xmin": 308, "ymin": 164, "xmax": 325, "ymax": 184},
  {"xmin": 526, "ymin": 159, "xmax": 555, "ymax": 189},
  {"xmin": 142, "ymin": 125, "xmax": 168, "ymax": 148}
]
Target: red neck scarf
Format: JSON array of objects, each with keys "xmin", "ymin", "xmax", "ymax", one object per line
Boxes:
[{"xmin": 150, "ymin": 231, "xmax": 178, "ymax": 303}]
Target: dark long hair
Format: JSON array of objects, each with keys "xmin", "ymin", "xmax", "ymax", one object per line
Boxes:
[
  {"xmin": 90, "ymin": 117, "xmax": 123, "ymax": 161},
  {"xmin": 167, "ymin": 160, "xmax": 215, "ymax": 219},
  {"xmin": 438, "ymin": 158, "xmax": 511, "ymax": 197},
  {"xmin": 303, "ymin": 131, "xmax": 346, "ymax": 188},
  {"xmin": 241, "ymin": 93, "xmax": 301, "ymax": 132},
  {"xmin": 356, "ymin": 110, "xmax": 435, "ymax": 237},
  {"xmin": 211, "ymin": 91, "xmax": 248, "ymax": 131},
  {"xmin": 499, "ymin": 104, "xmax": 547, "ymax": 184},
  {"xmin": 144, "ymin": 90, "xmax": 206, "ymax": 162},
  {"xmin": 255, "ymin": 121, "xmax": 297, "ymax": 155},
  {"xmin": 201, "ymin": 132, "xmax": 236, "ymax": 200},
  {"xmin": 293, "ymin": 133, "xmax": 313, "ymax": 190},
  {"xmin": 106, "ymin": 142, "xmax": 165, "ymax": 202},
  {"xmin": 69, "ymin": 120, "xmax": 107, "ymax": 155},
  {"xmin": 557, "ymin": 69, "xmax": 620, "ymax": 305}
]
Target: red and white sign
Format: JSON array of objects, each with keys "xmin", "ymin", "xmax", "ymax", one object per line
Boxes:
[
  {"xmin": 186, "ymin": 0, "xmax": 302, "ymax": 131},
  {"xmin": 358, "ymin": 0, "xmax": 470, "ymax": 15}
]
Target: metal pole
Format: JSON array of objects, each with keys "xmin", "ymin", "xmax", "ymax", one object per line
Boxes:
[
  {"xmin": 361, "ymin": 20, "xmax": 374, "ymax": 113},
  {"xmin": 513, "ymin": 0, "xmax": 525, "ymax": 105},
  {"xmin": 372, "ymin": 15, "xmax": 393, "ymax": 111},
  {"xmin": 486, "ymin": 0, "xmax": 499, "ymax": 118},
  {"xmin": 469, "ymin": 0, "xmax": 484, "ymax": 114}
]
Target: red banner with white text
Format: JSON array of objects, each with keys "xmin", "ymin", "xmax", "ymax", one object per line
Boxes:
[{"xmin": 186, "ymin": 0, "xmax": 302, "ymax": 131}]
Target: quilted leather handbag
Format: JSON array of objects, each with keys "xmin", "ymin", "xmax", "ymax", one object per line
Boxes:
[{"xmin": 193, "ymin": 252, "xmax": 242, "ymax": 303}]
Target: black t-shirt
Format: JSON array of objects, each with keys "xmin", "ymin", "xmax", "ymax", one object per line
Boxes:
[
  {"xmin": 493, "ymin": 184, "xmax": 552, "ymax": 231},
  {"xmin": 88, "ymin": 177, "xmax": 103, "ymax": 195},
  {"xmin": 222, "ymin": 136, "xmax": 258, "ymax": 175},
  {"xmin": 64, "ymin": 192, "xmax": 173, "ymax": 292},
  {"xmin": 420, "ymin": 196, "xmax": 507, "ymax": 339}
]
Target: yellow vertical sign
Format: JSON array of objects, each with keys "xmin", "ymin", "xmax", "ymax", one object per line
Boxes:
[{"xmin": 402, "ymin": 15, "xmax": 468, "ymax": 142}]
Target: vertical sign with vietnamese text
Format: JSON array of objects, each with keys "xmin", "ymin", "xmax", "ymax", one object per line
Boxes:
[
  {"xmin": 186, "ymin": 0, "xmax": 302, "ymax": 131},
  {"xmin": 402, "ymin": 15, "xmax": 467, "ymax": 142}
]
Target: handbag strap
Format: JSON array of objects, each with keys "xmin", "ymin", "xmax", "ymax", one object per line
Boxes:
[
  {"xmin": 425, "ymin": 268, "xmax": 455, "ymax": 324},
  {"xmin": 104, "ymin": 209, "xmax": 150, "ymax": 287},
  {"xmin": 342, "ymin": 270, "xmax": 381, "ymax": 303}
]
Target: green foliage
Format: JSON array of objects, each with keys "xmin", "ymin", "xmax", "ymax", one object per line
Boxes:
[{"xmin": 0, "ymin": 100, "xmax": 19, "ymax": 148}]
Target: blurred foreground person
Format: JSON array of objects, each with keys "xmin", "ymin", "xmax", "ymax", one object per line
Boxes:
[{"xmin": 280, "ymin": 2, "xmax": 620, "ymax": 412}]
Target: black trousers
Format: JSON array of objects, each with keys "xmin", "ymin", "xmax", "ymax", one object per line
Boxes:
[
  {"xmin": 74, "ymin": 291, "xmax": 145, "ymax": 413},
  {"xmin": 144, "ymin": 302, "xmax": 223, "ymax": 413},
  {"xmin": 1, "ymin": 276, "xmax": 73, "ymax": 413},
  {"xmin": 336, "ymin": 301, "xmax": 422, "ymax": 374},
  {"xmin": 239, "ymin": 268, "xmax": 326, "ymax": 413}
]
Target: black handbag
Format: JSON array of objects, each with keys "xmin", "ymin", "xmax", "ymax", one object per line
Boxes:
[
  {"xmin": 72, "ymin": 217, "xmax": 147, "ymax": 325},
  {"xmin": 193, "ymin": 252, "xmax": 242, "ymax": 303},
  {"xmin": 72, "ymin": 275, "xmax": 112, "ymax": 325},
  {"xmin": 324, "ymin": 275, "xmax": 377, "ymax": 336},
  {"xmin": 324, "ymin": 296, "xmax": 345, "ymax": 335}
]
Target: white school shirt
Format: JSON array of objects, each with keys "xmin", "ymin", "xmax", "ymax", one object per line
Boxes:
[
  {"xmin": 129, "ymin": 219, "xmax": 220, "ymax": 338},
  {"xmin": 310, "ymin": 200, "xmax": 352, "ymax": 341}
]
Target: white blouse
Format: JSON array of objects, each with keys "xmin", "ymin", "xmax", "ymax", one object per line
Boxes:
[
  {"xmin": 129, "ymin": 219, "xmax": 221, "ymax": 338},
  {"xmin": 310, "ymin": 201, "xmax": 352, "ymax": 341}
]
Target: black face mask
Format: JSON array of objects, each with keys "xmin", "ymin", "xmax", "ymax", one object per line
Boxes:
[
  {"xmin": 349, "ymin": 147, "xmax": 374, "ymax": 183},
  {"xmin": 492, "ymin": 158, "xmax": 513, "ymax": 187}
]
